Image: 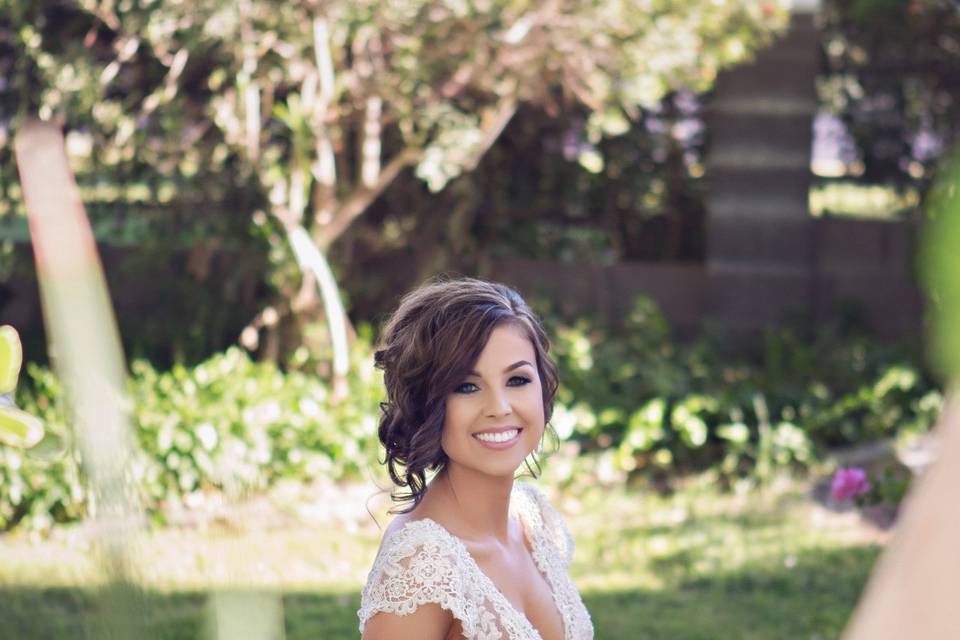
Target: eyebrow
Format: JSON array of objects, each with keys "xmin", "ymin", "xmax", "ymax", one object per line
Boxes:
[{"xmin": 466, "ymin": 360, "xmax": 534, "ymax": 377}]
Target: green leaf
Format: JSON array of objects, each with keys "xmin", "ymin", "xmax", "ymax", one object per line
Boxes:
[
  {"xmin": 588, "ymin": 108, "xmax": 631, "ymax": 138},
  {"xmin": 872, "ymin": 365, "xmax": 917, "ymax": 397},
  {"xmin": 672, "ymin": 397, "xmax": 711, "ymax": 447},
  {"xmin": 772, "ymin": 422, "xmax": 811, "ymax": 463},
  {"xmin": 717, "ymin": 422, "xmax": 750, "ymax": 444},
  {"xmin": 577, "ymin": 149, "xmax": 604, "ymax": 174},
  {"xmin": 25, "ymin": 430, "xmax": 67, "ymax": 461},
  {"xmin": 627, "ymin": 399, "xmax": 665, "ymax": 449},
  {"xmin": 0, "ymin": 405, "xmax": 44, "ymax": 448},
  {"xmin": 674, "ymin": 410, "xmax": 708, "ymax": 447},
  {"xmin": 0, "ymin": 325, "xmax": 22, "ymax": 394}
]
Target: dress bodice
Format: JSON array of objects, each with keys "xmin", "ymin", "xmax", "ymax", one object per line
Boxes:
[{"xmin": 358, "ymin": 482, "xmax": 594, "ymax": 639}]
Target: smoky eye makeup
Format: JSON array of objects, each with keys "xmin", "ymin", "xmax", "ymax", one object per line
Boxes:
[
  {"xmin": 453, "ymin": 382, "xmax": 479, "ymax": 394},
  {"xmin": 452, "ymin": 374, "xmax": 533, "ymax": 395}
]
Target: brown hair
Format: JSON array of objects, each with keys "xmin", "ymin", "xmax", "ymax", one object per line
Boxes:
[{"xmin": 373, "ymin": 276, "xmax": 559, "ymax": 512}]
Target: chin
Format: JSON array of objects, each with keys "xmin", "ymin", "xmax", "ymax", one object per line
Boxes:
[
  {"xmin": 453, "ymin": 458, "xmax": 524, "ymax": 478},
  {"xmin": 489, "ymin": 457, "xmax": 532, "ymax": 477}
]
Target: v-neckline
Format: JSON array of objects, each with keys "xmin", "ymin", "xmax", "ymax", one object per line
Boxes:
[{"xmin": 409, "ymin": 489, "xmax": 566, "ymax": 640}]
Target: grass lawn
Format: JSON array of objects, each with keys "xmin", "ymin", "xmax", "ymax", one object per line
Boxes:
[{"xmin": 0, "ymin": 474, "xmax": 884, "ymax": 639}]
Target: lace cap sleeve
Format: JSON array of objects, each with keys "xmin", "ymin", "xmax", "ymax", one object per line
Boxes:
[
  {"xmin": 515, "ymin": 482, "xmax": 576, "ymax": 567},
  {"xmin": 358, "ymin": 520, "xmax": 479, "ymax": 636}
]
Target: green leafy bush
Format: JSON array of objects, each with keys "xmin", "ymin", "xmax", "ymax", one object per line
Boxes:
[
  {"xmin": 3, "ymin": 340, "xmax": 382, "ymax": 533},
  {"xmin": 548, "ymin": 299, "xmax": 942, "ymax": 484},
  {"xmin": 0, "ymin": 365, "xmax": 85, "ymax": 532},
  {"xmin": 128, "ymin": 344, "xmax": 382, "ymax": 512}
]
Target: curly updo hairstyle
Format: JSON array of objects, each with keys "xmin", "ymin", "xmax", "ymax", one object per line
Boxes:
[{"xmin": 374, "ymin": 276, "xmax": 559, "ymax": 513}]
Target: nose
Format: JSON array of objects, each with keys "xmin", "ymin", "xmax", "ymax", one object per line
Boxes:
[{"xmin": 484, "ymin": 388, "xmax": 512, "ymax": 418}]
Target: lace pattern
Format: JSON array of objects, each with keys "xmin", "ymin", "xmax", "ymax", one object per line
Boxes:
[{"xmin": 358, "ymin": 482, "xmax": 594, "ymax": 639}]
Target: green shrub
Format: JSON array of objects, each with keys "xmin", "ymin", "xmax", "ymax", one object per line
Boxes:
[
  {"xmin": 548, "ymin": 299, "xmax": 942, "ymax": 483},
  {"xmin": 128, "ymin": 343, "xmax": 382, "ymax": 512},
  {"xmin": 0, "ymin": 365, "xmax": 84, "ymax": 532},
  {"xmin": 4, "ymin": 340, "xmax": 383, "ymax": 533}
]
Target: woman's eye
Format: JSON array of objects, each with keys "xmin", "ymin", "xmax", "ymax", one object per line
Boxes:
[
  {"xmin": 454, "ymin": 382, "xmax": 479, "ymax": 394},
  {"xmin": 453, "ymin": 376, "xmax": 530, "ymax": 394}
]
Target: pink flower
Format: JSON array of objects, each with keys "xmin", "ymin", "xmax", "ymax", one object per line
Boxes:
[{"xmin": 831, "ymin": 467, "xmax": 872, "ymax": 502}]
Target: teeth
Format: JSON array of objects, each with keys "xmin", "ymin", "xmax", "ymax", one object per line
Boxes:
[{"xmin": 475, "ymin": 429, "xmax": 519, "ymax": 443}]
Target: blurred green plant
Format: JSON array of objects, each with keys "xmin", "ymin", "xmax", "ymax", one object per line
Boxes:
[
  {"xmin": 3, "ymin": 334, "xmax": 382, "ymax": 533},
  {"xmin": 857, "ymin": 465, "xmax": 911, "ymax": 511},
  {"xmin": 920, "ymin": 153, "xmax": 960, "ymax": 382},
  {"xmin": 0, "ymin": 324, "xmax": 44, "ymax": 449},
  {"xmin": 547, "ymin": 298, "xmax": 940, "ymax": 486}
]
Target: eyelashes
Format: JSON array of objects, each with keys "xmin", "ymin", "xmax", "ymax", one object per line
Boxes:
[
  {"xmin": 453, "ymin": 376, "xmax": 532, "ymax": 395},
  {"xmin": 509, "ymin": 376, "xmax": 533, "ymax": 386}
]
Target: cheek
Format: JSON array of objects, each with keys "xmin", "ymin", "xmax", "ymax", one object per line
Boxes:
[
  {"xmin": 440, "ymin": 398, "xmax": 471, "ymax": 451},
  {"xmin": 442, "ymin": 398, "xmax": 468, "ymax": 431},
  {"xmin": 523, "ymin": 384, "xmax": 546, "ymax": 430}
]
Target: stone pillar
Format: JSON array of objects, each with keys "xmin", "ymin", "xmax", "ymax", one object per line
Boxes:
[{"xmin": 704, "ymin": 6, "xmax": 819, "ymax": 336}]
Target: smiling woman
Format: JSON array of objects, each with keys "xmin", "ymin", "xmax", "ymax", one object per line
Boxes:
[
  {"xmin": 440, "ymin": 324, "xmax": 546, "ymax": 480},
  {"xmin": 359, "ymin": 277, "xmax": 594, "ymax": 640}
]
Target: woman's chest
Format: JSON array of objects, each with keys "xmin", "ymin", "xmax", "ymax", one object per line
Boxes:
[{"xmin": 470, "ymin": 543, "xmax": 566, "ymax": 640}]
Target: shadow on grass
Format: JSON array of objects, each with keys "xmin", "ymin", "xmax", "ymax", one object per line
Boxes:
[
  {"xmin": 581, "ymin": 501, "xmax": 847, "ymax": 584},
  {"xmin": 585, "ymin": 545, "xmax": 881, "ymax": 640},
  {"xmin": 0, "ymin": 585, "xmax": 362, "ymax": 640},
  {"xmin": 0, "ymin": 545, "xmax": 879, "ymax": 640}
]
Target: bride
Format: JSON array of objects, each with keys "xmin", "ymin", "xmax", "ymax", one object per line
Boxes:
[{"xmin": 358, "ymin": 277, "xmax": 594, "ymax": 639}]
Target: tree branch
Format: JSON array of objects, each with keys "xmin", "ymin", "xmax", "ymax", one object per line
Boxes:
[
  {"xmin": 463, "ymin": 97, "xmax": 518, "ymax": 171},
  {"xmin": 312, "ymin": 147, "xmax": 422, "ymax": 248},
  {"xmin": 360, "ymin": 95, "xmax": 383, "ymax": 188},
  {"xmin": 310, "ymin": 16, "xmax": 337, "ymax": 225}
]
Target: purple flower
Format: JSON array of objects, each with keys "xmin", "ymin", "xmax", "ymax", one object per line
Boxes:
[{"xmin": 831, "ymin": 467, "xmax": 872, "ymax": 502}]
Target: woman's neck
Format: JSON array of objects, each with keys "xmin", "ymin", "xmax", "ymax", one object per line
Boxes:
[{"xmin": 432, "ymin": 465, "xmax": 515, "ymax": 545}]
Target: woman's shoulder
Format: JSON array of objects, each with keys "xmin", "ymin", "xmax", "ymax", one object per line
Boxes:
[
  {"xmin": 512, "ymin": 480, "xmax": 558, "ymax": 524},
  {"xmin": 512, "ymin": 479, "xmax": 547, "ymax": 504},
  {"xmin": 381, "ymin": 511, "xmax": 417, "ymax": 540},
  {"xmin": 512, "ymin": 481, "xmax": 576, "ymax": 566},
  {"xmin": 359, "ymin": 514, "xmax": 472, "ymax": 633},
  {"xmin": 376, "ymin": 514, "xmax": 459, "ymax": 559},
  {"xmin": 380, "ymin": 501, "xmax": 458, "ymax": 545}
]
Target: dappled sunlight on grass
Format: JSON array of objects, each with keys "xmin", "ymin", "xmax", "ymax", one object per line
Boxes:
[
  {"xmin": 567, "ymin": 473, "xmax": 884, "ymax": 593},
  {"xmin": 0, "ymin": 522, "xmax": 383, "ymax": 593},
  {"xmin": 584, "ymin": 545, "xmax": 879, "ymax": 639},
  {"xmin": 0, "ymin": 481, "xmax": 393, "ymax": 592}
]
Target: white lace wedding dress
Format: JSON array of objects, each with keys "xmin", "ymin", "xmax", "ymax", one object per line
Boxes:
[{"xmin": 358, "ymin": 482, "xmax": 594, "ymax": 639}]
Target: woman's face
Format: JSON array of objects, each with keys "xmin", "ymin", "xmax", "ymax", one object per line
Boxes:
[{"xmin": 441, "ymin": 322, "xmax": 545, "ymax": 479}]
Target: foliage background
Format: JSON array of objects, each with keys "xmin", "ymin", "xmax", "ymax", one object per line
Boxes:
[{"xmin": 2, "ymin": 304, "xmax": 941, "ymax": 533}]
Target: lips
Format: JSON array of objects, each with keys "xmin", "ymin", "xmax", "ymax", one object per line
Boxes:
[
  {"xmin": 472, "ymin": 426, "xmax": 523, "ymax": 436},
  {"xmin": 472, "ymin": 427, "xmax": 523, "ymax": 446}
]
